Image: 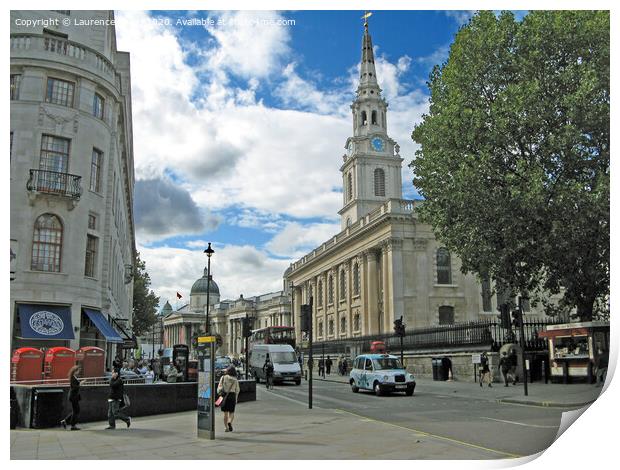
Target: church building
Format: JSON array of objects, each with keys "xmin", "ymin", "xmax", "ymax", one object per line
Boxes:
[{"xmin": 284, "ymin": 21, "xmax": 531, "ymax": 344}]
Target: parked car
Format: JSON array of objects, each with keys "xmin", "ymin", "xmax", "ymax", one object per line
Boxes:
[
  {"xmin": 349, "ymin": 354, "xmax": 415, "ymax": 396},
  {"xmin": 104, "ymin": 370, "xmax": 146, "ymax": 384}
]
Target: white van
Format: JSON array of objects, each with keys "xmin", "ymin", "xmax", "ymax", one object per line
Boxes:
[{"xmin": 249, "ymin": 344, "xmax": 302, "ymax": 385}]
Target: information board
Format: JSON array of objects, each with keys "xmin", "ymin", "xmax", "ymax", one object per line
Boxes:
[{"xmin": 197, "ymin": 336, "xmax": 216, "ymax": 439}]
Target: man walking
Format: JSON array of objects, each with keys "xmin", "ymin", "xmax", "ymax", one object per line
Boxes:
[
  {"xmin": 325, "ymin": 356, "xmax": 333, "ymax": 375},
  {"xmin": 498, "ymin": 352, "xmax": 511, "ymax": 387},
  {"xmin": 106, "ymin": 371, "xmax": 131, "ymax": 429},
  {"xmin": 479, "ymin": 352, "xmax": 492, "ymax": 387}
]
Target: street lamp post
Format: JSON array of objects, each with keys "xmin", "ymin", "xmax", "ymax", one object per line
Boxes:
[{"xmin": 204, "ymin": 243, "xmax": 215, "ymax": 334}]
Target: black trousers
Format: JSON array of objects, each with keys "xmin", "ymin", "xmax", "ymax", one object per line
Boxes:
[{"xmin": 64, "ymin": 399, "xmax": 80, "ymax": 426}]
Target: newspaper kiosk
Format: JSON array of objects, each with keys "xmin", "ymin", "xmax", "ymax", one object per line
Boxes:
[{"xmin": 538, "ymin": 321, "xmax": 610, "ymax": 383}]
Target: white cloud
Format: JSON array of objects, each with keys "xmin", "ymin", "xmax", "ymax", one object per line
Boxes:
[
  {"xmin": 265, "ymin": 221, "xmax": 342, "ymax": 258},
  {"xmin": 138, "ymin": 243, "xmax": 290, "ymax": 305},
  {"xmin": 445, "ymin": 10, "xmax": 477, "ymax": 25},
  {"xmin": 116, "ymin": 11, "xmax": 431, "ymax": 301}
]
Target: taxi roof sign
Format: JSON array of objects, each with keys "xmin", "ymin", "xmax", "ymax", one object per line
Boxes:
[{"xmin": 197, "ymin": 336, "xmax": 217, "ymax": 343}]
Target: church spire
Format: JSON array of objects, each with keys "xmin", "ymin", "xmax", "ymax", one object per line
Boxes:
[{"xmin": 357, "ymin": 15, "xmax": 381, "ymax": 95}]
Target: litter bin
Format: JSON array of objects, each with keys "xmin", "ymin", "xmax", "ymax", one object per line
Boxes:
[
  {"xmin": 440, "ymin": 357, "xmax": 452, "ymax": 381},
  {"xmin": 31, "ymin": 388, "xmax": 64, "ymax": 429},
  {"xmin": 10, "ymin": 387, "xmax": 18, "ymax": 429},
  {"xmin": 431, "ymin": 358, "xmax": 441, "ymax": 381}
]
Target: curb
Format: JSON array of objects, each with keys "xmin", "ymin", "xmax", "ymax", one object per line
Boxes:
[{"xmin": 497, "ymin": 398, "xmax": 595, "ymax": 408}]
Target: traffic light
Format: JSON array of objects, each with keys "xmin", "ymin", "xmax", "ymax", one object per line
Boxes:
[
  {"xmin": 499, "ymin": 304, "xmax": 511, "ymax": 329},
  {"xmin": 511, "ymin": 310, "xmax": 522, "ymax": 328},
  {"xmin": 300, "ymin": 304, "xmax": 312, "ymax": 332},
  {"xmin": 394, "ymin": 317, "xmax": 406, "ymax": 337},
  {"xmin": 241, "ymin": 317, "xmax": 252, "ymax": 338}
]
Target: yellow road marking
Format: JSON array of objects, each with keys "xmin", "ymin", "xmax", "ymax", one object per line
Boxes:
[{"xmin": 335, "ymin": 408, "xmax": 522, "ymax": 459}]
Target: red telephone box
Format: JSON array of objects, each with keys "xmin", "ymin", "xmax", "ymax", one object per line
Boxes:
[
  {"xmin": 76, "ymin": 346, "xmax": 105, "ymax": 378},
  {"xmin": 11, "ymin": 347, "xmax": 44, "ymax": 383},
  {"xmin": 44, "ymin": 347, "xmax": 76, "ymax": 380}
]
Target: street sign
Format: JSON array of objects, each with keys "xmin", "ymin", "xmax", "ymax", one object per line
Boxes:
[
  {"xmin": 471, "ymin": 354, "xmax": 481, "ymax": 364},
  {"xmin": 198, "ymin": 336, "xmax": 217, "ymax": 343}
]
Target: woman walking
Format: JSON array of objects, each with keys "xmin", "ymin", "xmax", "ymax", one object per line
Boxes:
[
  {"xmin": 60, "ymin": 365, "xmax": 82, "ymax": 430},
  {"xmin": 217, "ymin": 366, "xmax": 240, "ymax": 432}
]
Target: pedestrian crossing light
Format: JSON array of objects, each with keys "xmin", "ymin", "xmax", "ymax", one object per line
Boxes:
[
  {"xmin": 300, "ymin": 304, "xmax": 312, "ymax": 332},
  {"xmin": 394, "ymin": 317, "xmax": 406, "ymax": 337}
]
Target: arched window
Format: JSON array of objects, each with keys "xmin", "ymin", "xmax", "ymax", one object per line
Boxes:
[
  {"xmin": 347, "ymin": 172, "xmax": 353, "ymax": 201},
  {"xmin": 353, "ymin": 313, "xmax": 360, "ymax": 331},
  {"xmin": 436, "ymin": 248, "xmax": 452, "ymax": 284},
  {"xmin": 439, "ymin": 306, "xmax": 454, "ymax": 325},
  {"xmin": 328, "ymin": 275, "xmax": 334, "ymax": 304},
  {"xmin": 340, "ymin": 316, "xmax": 347, "ymax": 333},
  {"xmin": 318, "ymin": 280, "xmax": 323, "ymax": 307},
  {"xmin": 361, "ymin": 111, "xmax": 367, "ymax": 126},
  {"xmin": 340, "ymin": 269, "xmax": 346, "ymax": 300},
  {"xmin": 31, "ymin": 213, "xmax": 63, "ymax": 272},
  {"xmin": 353, "ymin": 262, "xmax": 360, "ymax": 296},
  {"xmin": 371, "ymin": 110, "xmax": 377, "ymax": 125},
  {"xmin": 374, "ymin": 168, "xmax": 385, "ymax": 196}
]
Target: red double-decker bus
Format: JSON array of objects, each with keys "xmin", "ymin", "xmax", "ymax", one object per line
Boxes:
[{"xmin": 249, "ymin": 326, "xmax": 295, "ymax": 349}]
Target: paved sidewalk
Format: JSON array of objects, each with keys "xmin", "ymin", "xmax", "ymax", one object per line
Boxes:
[
  {"xmin": 313, "ymin": 374, "xmax": 604, "ymax": 408},
  {"xmin": 12, "ymin": 386, "xmax": 524, "ymax": 460}
]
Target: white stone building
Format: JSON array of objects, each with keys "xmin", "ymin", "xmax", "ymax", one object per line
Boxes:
[
  {"xmin": 10, "ymin": 10, "xmax": 135, "ymax": 365},
  {"xmin": 285, "ymin": 22, "xmax": 540, "ymax": 344}
]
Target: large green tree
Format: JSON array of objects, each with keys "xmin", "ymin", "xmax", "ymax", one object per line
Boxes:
[
  {"xmin": 411, "ymin": 11, "xmax": 609, "ymax": 320},
  {"xmin": 132, "ymin": 252, "xmax": 160, "ymax": 336}
]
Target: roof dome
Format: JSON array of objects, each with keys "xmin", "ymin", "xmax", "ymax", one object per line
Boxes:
[
  {"xmin": 191, "ymin": 267, "xmax": 220, "ymax": 296},
  {"xmin": 161, "ymin": 300, "xmax": 173, "ymax": 315}
]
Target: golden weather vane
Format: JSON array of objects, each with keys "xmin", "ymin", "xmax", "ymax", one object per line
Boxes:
[{"xmin": 362, "ymin": 11, "xmax": 373, "ymax": 27}]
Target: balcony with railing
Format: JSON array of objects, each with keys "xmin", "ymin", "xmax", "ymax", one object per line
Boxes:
[
  {"xmin": 27, "ymin": 169, "xmax": 82, "ymax": 200},
  {"xmin": 10, "ymin": 34, "xmax": 119, "ymax": 87}
]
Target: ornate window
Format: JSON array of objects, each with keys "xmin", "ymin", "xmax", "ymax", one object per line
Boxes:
[
  {"xmin": 40, "ymin": 134, "xmax": 70, "ymax": 174},
  {"xmin": 328, "ymin": 275, "xmax": 334, "ymax": 304},
  {"xmin": 339, "ymin": 269, "xmax": 346, "ymax": 300},
  {"xmin": 46, "ymin": 77, "xmax": 74, "ymax": 107},
  {"xmin": 93, "ymin": 93, "xmax": 105, "ymax": 120},
  {"xmin": 439, "ymin": 306, "xmax": 454, "ymax": 325},
  {"xmin": 353, "ymin": 313, "xmax": 361, "ymax": 331},
  {"xmin": 90, "ymin": 148, "xmax": 103, "ymax": 192},
  {"xmin": 84, "ymin": 235, "xmax": 98, "ymax": 277},
  {"xmin": 353, "ymin": 262, "xmax": 360, "ymax": 296},
  {"xmin": 436, "ymin": 248, "xmax": 452, "ymax": 284},
  {"xmin": 318, "ymin": 280, "xmax": 323, "ymax": 307},
  {"xmin": 31, "ymin": 214, "xmax": 63, "ymax": 272},
  {"xmin": 374, "ymin": 168, "xmax": 385, "ymax": 196},
  {"xmin": 318, "ymin": 322, "xmax": 324, "ymax": 337},
  {"xmin": 328, "ymin": 319, "xmax": 334, "ymax": 336},
  {"xmin": 10, "ymin": 74, "xmax": 21, "ymax": 100},
  {"xmin": 340, "ymin": 316, "xmax": 347, "ymax": 333},
  {"xmin": 481, "ymin": 277, "xmax": 492, "ymax": 312}
]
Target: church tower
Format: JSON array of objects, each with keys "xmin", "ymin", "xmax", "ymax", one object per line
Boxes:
[{"xmin": 339, "ymin": 19, "xmax": 404, "ymax": 229}]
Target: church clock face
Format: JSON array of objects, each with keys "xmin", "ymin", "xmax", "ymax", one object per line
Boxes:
[{"xmin": 371, "ymin": 137, "xmax": 385, "ymax": 152}]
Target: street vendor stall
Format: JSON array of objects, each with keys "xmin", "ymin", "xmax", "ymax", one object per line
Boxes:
[{"xmin": 538, "ymin": 321, "xmax": 609, "ymax": 383}]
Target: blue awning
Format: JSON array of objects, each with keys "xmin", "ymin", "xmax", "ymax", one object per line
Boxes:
[
  {"xmin": 83, "ymin": 308, "xmax": 123, "ymax": 343},
  {"xmin": 18, "ymin": 304, "xmax": 74, "ymax": 340}
]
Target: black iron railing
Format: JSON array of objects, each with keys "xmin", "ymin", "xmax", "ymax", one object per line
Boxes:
[
  {"xmin": 302, "ymin": 318, "xmax": 561, "ymax": 356},
  {"xmin": 27, "ymin": 169, "xmax": 82, "ymax": 199}
]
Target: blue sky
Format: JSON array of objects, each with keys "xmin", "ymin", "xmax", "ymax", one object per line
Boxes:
[{"xmin": 114, "ymin": 10, "xmax": 486, "ymax": 305}]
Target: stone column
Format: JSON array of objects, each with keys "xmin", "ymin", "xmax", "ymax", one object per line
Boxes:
[
  {"xmin": 389, "ymin": 238, "xmax": 404, "ymax": 327},
  {"xmin": 382, "ymin": 242, "xmax": 391, "ymax": 334},
  {"xmin": 366, "ymin": 249, "xmax": 379, "ymax": 335},
  {"xmin": 293, "ymin": 285, "xmax": 302, "ymax": 345}
]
